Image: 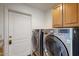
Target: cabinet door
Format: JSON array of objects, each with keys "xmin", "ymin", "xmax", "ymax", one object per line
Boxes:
[
  {"xmin": 63, "ymin": 4, "xmax": 78, "ymax": 27},
  {"xmin": 53, "ymin": 4, "xmax": 62, "ymax": 27}
]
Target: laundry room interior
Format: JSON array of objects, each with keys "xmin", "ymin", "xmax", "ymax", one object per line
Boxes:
[{"xmin": 0, "ymin": 3, "xmax": 79, "ymax": 56}]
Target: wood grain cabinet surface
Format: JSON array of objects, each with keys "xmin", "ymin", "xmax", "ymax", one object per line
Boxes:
[
  {"xmin": 53, "ymin": 4, "xmax": 63, "ymax": 27},
  {"xmin": 52, "ymin": 3, "xmax": 79, "ymax": 28},
  {"xmin": 63, "ymin": 3, "xmax": 78, "ymax": 27}
]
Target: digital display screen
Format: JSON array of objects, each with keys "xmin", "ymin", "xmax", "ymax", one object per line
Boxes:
[{"xmin": 58, "ymin": 29, "xmax": 69, "ymax": 33}]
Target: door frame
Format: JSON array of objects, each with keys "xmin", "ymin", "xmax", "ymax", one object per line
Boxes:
[{"xmin": 4, "ymin": 5, "xmax": 32, "ymax": 56}]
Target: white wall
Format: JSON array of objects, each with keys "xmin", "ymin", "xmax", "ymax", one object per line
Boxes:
[
  {"xmin": 6, "ymin": 4, "xmax": 53, "ymax": 29},
  {"xmin": 5, "ymin": 4, "xmax": 45, "ymax": 29},
  {"xmin": 44, "ymin": 9, "xmax": 53, "ymax": 29},
  {"xmin": 3, "ymin": 4, "xmax": 53, "ymax": 30},
  {"xmin": 0, "ymin": 4, "xmax": 53, "ymax": 37}
]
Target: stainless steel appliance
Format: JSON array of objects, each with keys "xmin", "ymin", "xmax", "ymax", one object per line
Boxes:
[
  {"xmin": 43, "ymin": 28, "xmax": 72, "ymax": 56},
  {"xmin": 32, "ymin": 29, "xmax": 43, "ymax": 56},
  {"xmin": 32, "ymin": 28, "xmax": 79, "ymax": 56}
]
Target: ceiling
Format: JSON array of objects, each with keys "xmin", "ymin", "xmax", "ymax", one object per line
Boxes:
[{"xmin": 25, "ymin": 3, "xmax": 59, "ymax": 11}]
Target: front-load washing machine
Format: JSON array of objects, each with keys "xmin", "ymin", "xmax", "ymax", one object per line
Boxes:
[
  {"xmin": 32, "ymin": 28, "xmax": 72, "ymax": 56},
  {"xmin": 43, "ymin": 28, "xmax": 72, "ymax": 56}
]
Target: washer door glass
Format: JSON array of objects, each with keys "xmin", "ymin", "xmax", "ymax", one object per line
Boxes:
[{"xmin": 45, "ymin": 35, "xmax": 69, "ymax": 56}]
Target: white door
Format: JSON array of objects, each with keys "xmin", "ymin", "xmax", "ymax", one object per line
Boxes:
[{"xmin": 8, "ymin": 11, "xmax": 32, "ymax": 56}]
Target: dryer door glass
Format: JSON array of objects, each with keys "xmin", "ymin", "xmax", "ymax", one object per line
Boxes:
[{"xmin": 45, "ymin": 35, "xmax": 69, "ymax": 56}]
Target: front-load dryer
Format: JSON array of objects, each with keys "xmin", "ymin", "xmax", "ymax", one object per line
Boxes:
[{"xmin": 43, "ymin": 28, "xmax": 72, "ymax": 56}]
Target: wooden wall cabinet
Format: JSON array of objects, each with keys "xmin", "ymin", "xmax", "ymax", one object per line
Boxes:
[
  {"xmin": 52, "ymin": 3, "xmax": 79, "ymax": 28},
  {"xmin": 53, "ymin": 4, "xmax": 63, "ymax": 27},
  {"xmin": 63, "ymin": 4, "xmax": 78, "ymax": 27}
]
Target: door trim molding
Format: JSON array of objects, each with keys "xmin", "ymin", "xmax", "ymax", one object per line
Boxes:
[{"xmin": 8, "ymin": 10, "xmax": 32, "ymax": 16}]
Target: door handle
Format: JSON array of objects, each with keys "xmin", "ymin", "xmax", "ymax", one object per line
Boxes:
[
  {"xmin": 9, "ymin": 40, "xmax": 12, "ymax": 45},
  {"xmin": 9, "ymin": 36, "xmax": 12, "ymax": 45},
  {"xmin": 9, "ymin": 36, "xmax": 12, "ymax": 38}
]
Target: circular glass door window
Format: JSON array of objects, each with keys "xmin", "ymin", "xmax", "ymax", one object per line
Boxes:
[{"xmin": 45, "ymin": 34, "xmax": 69, "ymax": 56}]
